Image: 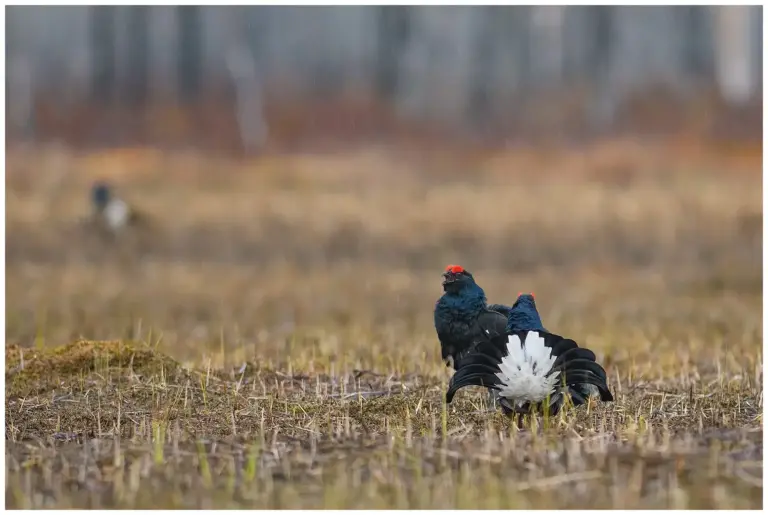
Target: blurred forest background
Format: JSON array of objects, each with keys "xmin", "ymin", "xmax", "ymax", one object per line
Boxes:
[{"xmin": 5, "ymin": 5, "xmax": 763, "ymax": 152}]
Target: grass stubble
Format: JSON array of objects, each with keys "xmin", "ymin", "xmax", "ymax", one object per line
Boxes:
[{"xmin": 4, "ymin": 142, "xmax": 763, "ymax": 508}]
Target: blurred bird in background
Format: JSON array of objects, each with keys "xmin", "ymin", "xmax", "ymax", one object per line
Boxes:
[
  {"xmin": 91, "ymin": 182, "xmax": 137, "ymax": 232},
  {"xmin": 83, "ymin": 181, "xmax": 155, "ymax": 257}
]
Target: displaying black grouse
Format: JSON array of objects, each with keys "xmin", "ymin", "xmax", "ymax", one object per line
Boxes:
[
  {"xmin": 446, "ymin": 293, "xmax": 614, "ymax": 417},
  {"xmin": 505, "ymin": 293, "xmax": 601, "ymax": 407}
]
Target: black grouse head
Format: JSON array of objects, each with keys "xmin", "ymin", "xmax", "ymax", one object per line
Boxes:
[
  {"xmin": 91, "ymin": 182, "xmax": 112, "ymax": 211},
  {"xmin": 512, "ymin": 292, "xmax": 537, "ymax": 309},
  {"xmin": 442, "ymin": 264, "xmax": 477, "ymax": 294},
  {"xmin": 506, "ymin": 292, "xmax": 546, "ymax": 332}
]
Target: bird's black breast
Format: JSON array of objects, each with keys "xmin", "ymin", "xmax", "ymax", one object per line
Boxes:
[{"xmin": 434, "ymin": 298, "xmax": 508, "ymax": 365}]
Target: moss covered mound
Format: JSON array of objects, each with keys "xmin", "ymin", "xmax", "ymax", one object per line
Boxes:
[{"xmin": 6, "ymin": 340, "xmax": 185, "ymax": 397}]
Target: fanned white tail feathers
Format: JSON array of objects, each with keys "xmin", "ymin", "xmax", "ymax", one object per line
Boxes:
[{"xmin": 495, "ymin": 331, "xmax": 560, "ymax": 407}]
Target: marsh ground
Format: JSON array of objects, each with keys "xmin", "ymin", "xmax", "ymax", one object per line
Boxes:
[{"xmin": 4, "ymin": 140, "xmax": 762, "ymax": 508}]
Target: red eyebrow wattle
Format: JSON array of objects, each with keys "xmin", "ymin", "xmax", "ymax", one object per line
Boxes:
[{"xmin": 445, "ymin": 265, "xmax": 464, "ymax": 273}]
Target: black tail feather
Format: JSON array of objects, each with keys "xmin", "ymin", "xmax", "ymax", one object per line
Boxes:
[
  {"xmin": 555, "ymin": 359, "xmax": 608, "ymax": 382},
  {"xmin": 454, "ymin": 350, "xmax": 503, "ymax": 371},
  {"xmin": 552, "ymin": 347, "xmax": 596, "ymax": 369},
  {"xmin": 555, "ymin": 370, "xmax": 610, "ymax": 393},
  {"xmin": 546, "ymin": 337, "xmax": 580, "ymax": 357},
  {"xmin": 446, "ymin": 370, "xmax": 502, "ymax": 403}
]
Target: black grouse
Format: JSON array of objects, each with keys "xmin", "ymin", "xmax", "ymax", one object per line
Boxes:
[
  {"xmin": 433, "ymin": 265, "xmax": 511, "ymax": 409},
  {"xmin": 447, "ymin": 293, "xmax": 614, "ymax": 417}
]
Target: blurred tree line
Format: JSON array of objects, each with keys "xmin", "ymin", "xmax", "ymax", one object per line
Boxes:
[{"xmin": 5, "ymin": 6, "xmax": 762, "ymax": 149}]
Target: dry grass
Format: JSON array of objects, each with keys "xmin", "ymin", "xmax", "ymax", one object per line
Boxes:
[{"xmin": 5, "ymin": 141, "xmax": 763, "ymax": 508}]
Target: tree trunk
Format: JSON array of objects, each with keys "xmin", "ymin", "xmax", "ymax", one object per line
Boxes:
[
  {"xmin": 177, "ymin": 6, "xmax": 202, "ymax": 103},
  {"xmin": 124, "ymin": 6, "xmax": 149, "ymax": 106},
  {"xmin": 375, "ymin": 6, "xmax": 410, "ymax": 102},
  {"xmin": 90, "ymin": 6, "xmax": 116, "ymax": 104}
]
